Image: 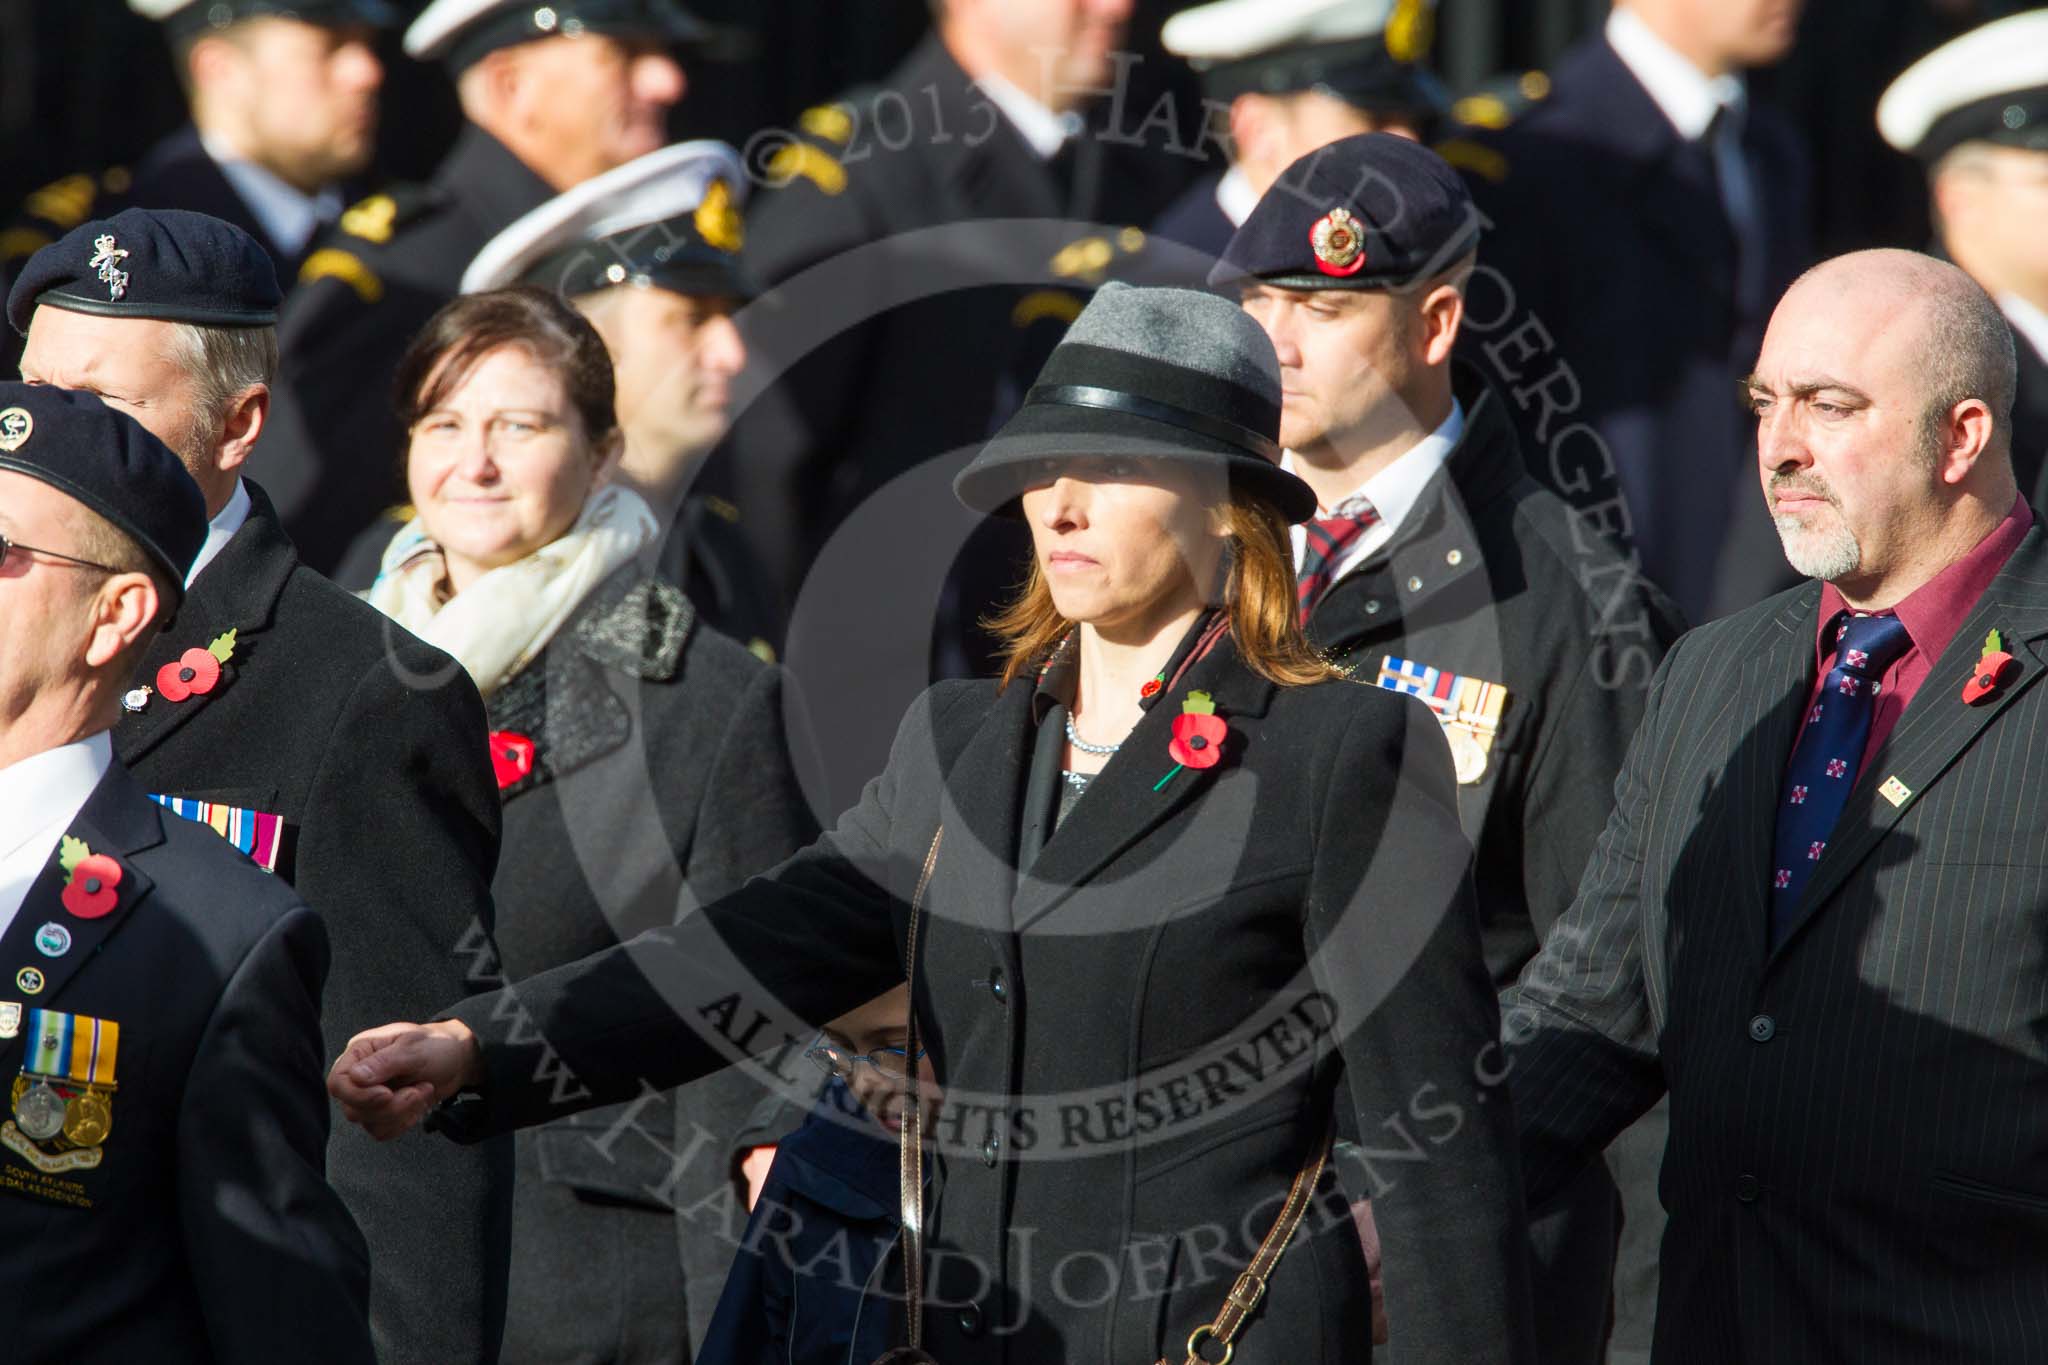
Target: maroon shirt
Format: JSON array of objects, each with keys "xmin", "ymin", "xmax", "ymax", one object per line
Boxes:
[{"xmin": 1796, "ymin": 494, "xmax": 2034, "ymax": 781}]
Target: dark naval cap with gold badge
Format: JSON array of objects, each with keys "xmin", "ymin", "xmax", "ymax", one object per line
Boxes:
[
  {"xmin": 1210, "ymin": 131, "xmax": 1480, "ymax": 292},
  {"xmin": 125, "ymin": 0, "xmax": 401, "ymax": 39},
  {"xmin": 460, "ymin": 140, "xmax": 754, "ymax": 298},
  {"xmin": 0, "ymin": 382, "xmax": 209, "ymax": 594},
  {"xmin": 404, "ymin": 0, "xmax": 707, "ymax": 71},
  {"xmin": 7, "ymin": 206, "xmax": 281, "ymax": 335}
]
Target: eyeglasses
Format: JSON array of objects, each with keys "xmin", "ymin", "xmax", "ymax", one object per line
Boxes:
[
  {"xmin": 0, "ymin": 533, "xmax": 122, "ymax": 576},
  {"xmin": 804, "ymin": 1035, "xmax": 926, "ymax": 1084}
]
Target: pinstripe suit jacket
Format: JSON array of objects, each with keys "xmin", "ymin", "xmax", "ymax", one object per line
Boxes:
[{"xmin": 1503, "ymin": 520, "xmax": 2048, "ymax": 1364}]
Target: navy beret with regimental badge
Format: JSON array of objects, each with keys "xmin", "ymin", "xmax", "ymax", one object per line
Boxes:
[
  {"xmin": 0, "ymin": 383, "xmax": 208, "ymax": 594},
  {"xmin": 7, "ymin": 207, "xmax": 281, "ymax": 335},
  {"xmin": 1210, "ymin": 131, "xmax": 1481, "ymax": 292}
]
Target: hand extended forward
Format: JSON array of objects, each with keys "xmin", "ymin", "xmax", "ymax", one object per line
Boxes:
[{"xmin": 326, "ymin": 1020, "xmax": 484, "ymax": 1141}]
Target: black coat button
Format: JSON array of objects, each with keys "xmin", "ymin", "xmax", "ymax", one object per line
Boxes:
[
  {"xmin": 1748, "ymin": 1014, "xmax": 1776, "ymax": 1043},
  {"xmin": 958, "ymin": 1304, "xmax": 983, "ymax": 1337},
  {"xmin": 1736, "ymin": 1174, "xmax": 1760, "ymax": 1203},
  {"xmin": 980, "ymin": 1134, "xmax": 1000, "ymax": 1167},
  {"xmin": 989, "ymin": 969, "xmax": 1007, "ymax": 1003}
]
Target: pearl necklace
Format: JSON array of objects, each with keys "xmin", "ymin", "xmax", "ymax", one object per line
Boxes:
[{"xmin": 1064, "ymin": 711, "xmax": 1122, "ymax": 756}]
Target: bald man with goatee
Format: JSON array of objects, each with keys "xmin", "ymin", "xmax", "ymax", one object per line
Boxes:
[{"xmin": 1503, "ymin": 248, "xmax": 2048, "ymax": 1363}]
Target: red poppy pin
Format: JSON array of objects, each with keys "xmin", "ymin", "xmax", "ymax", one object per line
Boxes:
[
  {"xmin": 156, "ymin": 628, "xmax": 236, "ymax": 703},
  {"xmin": 489, "ymin": 731, "xmax": 536, "ymax": 790},
  {"xmin": 1155, "ymin": 690, "xmax": 1228, "ymax": 791},
  {"xmin": 1962, "ymin": 628, "xmax": 2018, "ymax": 705},
  {"xmin": 57, "ymin": 836, "xmax": 122, "ymax": 919}
]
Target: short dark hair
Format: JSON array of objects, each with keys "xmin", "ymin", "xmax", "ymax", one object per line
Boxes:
[{"xmin": 393, "ymin": 285, "xmax": 618, "ymax": 445}]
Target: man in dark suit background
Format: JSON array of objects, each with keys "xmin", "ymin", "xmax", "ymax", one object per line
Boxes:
[
  {"xmin": 1505, "ymin": 247, "xmax": 2045, "ymax": 1363},
  {"xmin": 10, "ymin": 208, "xmax": 510, "ymax": 1365},
  {"xmin": 1454, "ymin": 0, "xmax": 1811, "ymax": 625},
  {"xmin": 0, "ymin": 383, "xmax": 372, "ymax": 1363},
  {"xmin": 1, "ymin": 0, "xmax": 390, "ymax": 287}
]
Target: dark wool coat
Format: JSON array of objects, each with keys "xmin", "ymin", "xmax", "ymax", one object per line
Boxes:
[
  {"xmin": 114, "ymin": 482, "xmax": 510, "ymax": 1365},
  {"xmin": 0, "ymin": 761, "xmax": 372, "ymax": 1364},
  {"xmin": 482, "ymin": 568, "xmax": 817, "ymax": 1362},
  {"xmin": 442, "ymin": 636, "xmax": 1537, "ymax": 1363}
]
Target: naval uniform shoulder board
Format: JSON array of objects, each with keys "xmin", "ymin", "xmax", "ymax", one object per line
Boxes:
[
  {"xmin": 297, "ymin": 184, "xmax": 447, "ymax": 302},
  {"xmin": 2, "ymin": 167, "xmax": 132, "ymax": 267}
]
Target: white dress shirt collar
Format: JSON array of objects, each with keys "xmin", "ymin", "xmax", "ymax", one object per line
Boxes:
[
  {"xmin": 0, "ymin": 732, "xmax": 114, "ymax": 940},
  {"xmin": 198, "ymin": 132, "xmax": 344, "ymax": 258},
  {"xmin": 1605, "ymin": 7, "xmax": 1746, "ymax": 141},
  {"xmin": 2001, "ymin": 293, "xmax": 2048, "ymax": 366},
  {"xmin": 1215, "ymin": 165, "xmax": 1260, "ymax": 229},
  {"xmin": 1285, "ymin": 398, "xmax": 1465, "ymax": 588},
  {"xmin": 187, "ymin": 478, "xmax": 251, "ymax": 588},
  {"xmin": 973, "ymin": 71, "xmax": 1084, "ymax": 161}
]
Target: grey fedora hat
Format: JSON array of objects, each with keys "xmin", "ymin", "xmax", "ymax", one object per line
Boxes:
[{"xmin": 953, "ymin": 283, "xmax": 1317, "ymax": 524}]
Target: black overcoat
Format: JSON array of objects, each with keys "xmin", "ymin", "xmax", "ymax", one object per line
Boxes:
[
  {"xmin": 481, "ymin": 568, "xmax": 817, "ymax": 1359},
  {"xmin": 1506, "ymin": 521, "xmax": 2048, "ymax": 1362},
  {"xmin": 0, "ymin": 759, "xmax": 372, "ymax": 1364},
  {"xmin": 442, "ymin": 636, "xmax": 1537, "ymax": 1363},
  {"xmin": 114, "ymin": 482, "xmax": 511, "ymax": 1365}
]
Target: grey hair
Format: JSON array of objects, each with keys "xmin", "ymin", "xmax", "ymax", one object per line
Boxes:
[
  {"xmin": 1917, "ymin": 271, "xmax": 2018, "ymax": 455},
  {"xmin": 165, "ymin": 321, "xmax": 278, "ymax": 440}
]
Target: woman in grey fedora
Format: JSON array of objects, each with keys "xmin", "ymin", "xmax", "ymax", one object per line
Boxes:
[{"xmin": 332, "ymin": 283, "xmax": 1535, "ymax": 1364}]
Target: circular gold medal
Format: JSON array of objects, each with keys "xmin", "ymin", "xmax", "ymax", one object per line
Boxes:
[
  {"xmin": 1445, "ymin": 725, "xmax": 1489, "ymax": 785},
  {"xmin": 62, "ymin": 1089, "xmax": 111, "ymax": 1147}
]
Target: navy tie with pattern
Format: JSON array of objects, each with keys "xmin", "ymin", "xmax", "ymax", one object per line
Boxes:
[{"xmin": 1768, "ymin": 612, "xmax": 1913, "ymax": 945}]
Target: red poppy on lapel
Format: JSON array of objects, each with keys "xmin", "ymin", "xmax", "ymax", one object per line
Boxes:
[
  {"xmin": 57, "ymin": 837, "xmax": 122, "ymax": 920},
  {"xmin": 1155, "ymin": 690, "xmax": 1229, "ymax": 791},
  {"xmin": 1962, "ymin": 628, "xmax": 2017, "ymax": 705},
  {"xmin": 489, "ymin": 731, "xmax": 536, "ymax": 790},
  {"xmin": 1169, "ymin": 713, "xmax": 1227, "ymax": 769},
  {"xmin": 156, "ymin": 628, "xmax": 236, "ymax": 702}
]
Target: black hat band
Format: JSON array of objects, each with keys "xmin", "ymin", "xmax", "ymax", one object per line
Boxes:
[{"xmin": 1025, "ymin": 385, "xmax": 1280, "ymax": 463}]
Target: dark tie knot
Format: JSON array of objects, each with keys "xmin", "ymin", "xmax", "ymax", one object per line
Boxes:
[{"xmin": 1833, "ymin": 612, "xmax": 1912, "ymax": 676}]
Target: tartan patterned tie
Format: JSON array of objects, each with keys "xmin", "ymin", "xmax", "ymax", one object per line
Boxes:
[
  {"xmin": 1768, "ymin": 611, "xmax": 1912, "ymax": 945},
  {"xmin": 1297, "ymin": 497, "xmax": 1381, "ymax": 625}
]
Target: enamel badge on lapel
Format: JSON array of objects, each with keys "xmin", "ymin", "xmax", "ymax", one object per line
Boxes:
[
  {"xmin": 1310, "ymin": 207, "xmax": 1367, "ymax": 278},
  {"xmin": 121, "ymin": 686, "xmax": 151, "ymax": 713},
  {"xmin": 156, "ymin": 628, "xmax": 235, "ymax": 703},
  {"xmin": 0, "ymin": 406, "xmax": 30, "ymax": 453},
  {"xmin": 0, "ymin": 1004, "xmax": 18, "ymax": 1040},
  {"xmin": 33, "ymin": 924, "xmax": 71, "ymax": 959},
  {"xmin": 488, "ymin": 731, "xmax": 536, "ymax": 790},
  {"xmin": 1962, "ymin": 629, "xmax": 2017, "ymax": 704},
  {"xmin": 57, "ymin": 836, "xmax": 122, "ymax": 920},
  {"xmin": 1155, "ymin": 691, "xmax": 1228, "ymax": 792}
]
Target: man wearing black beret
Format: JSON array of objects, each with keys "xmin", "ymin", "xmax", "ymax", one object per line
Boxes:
[
  {"xmin": 0, "ymin": 383, "xmax": 373, "ymax": 1363},
  {"xmin": 260, "ymin": 0, "xmax": 706, "ymax": 576},
  {"xmin": 10, "ymin": 208, "xmax": 511, "ymax": 1365},
  {"xmin": 1216, "ymin": 131, "xmax": 1686, "ymax": 1362}
]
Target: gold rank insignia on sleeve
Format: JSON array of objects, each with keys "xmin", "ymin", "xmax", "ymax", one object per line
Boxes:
[
  {"xmin": 1432, "ymin": 138, "xmax": 1509, "ymax": 184},
  {"xmin": 299, "ymin": 248, "xmax": 384, "ymax": 302},
  {"xmin": 1013, "ymin": 290, "xmax": 1085, "ymax": 328},
  {"xmin": 765, "ymin": 143, "xmax": 847, "ymax": 195},
  {"xmin": 695, "ymin": 180, "xmax": 744, "ymax": 253},
  {"xmin": 23, "ymin": 173, "xmax": 98, "ymax": 231},
  {"xmin": 339, "ymin": 193, "xmax": 398, "ymax": 243},
  {"xmin": 799, "ymin": 104, "xmax": 855, "ymax": 145}
]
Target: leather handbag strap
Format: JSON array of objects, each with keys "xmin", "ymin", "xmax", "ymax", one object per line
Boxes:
[
  {"xmin": 895, "ymin": 826, "xmax": 944, "ymax": 1357},
  {"xmin": 1159, "ymin": 1111, "xmax": 1336, "ymax": 1365}
]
